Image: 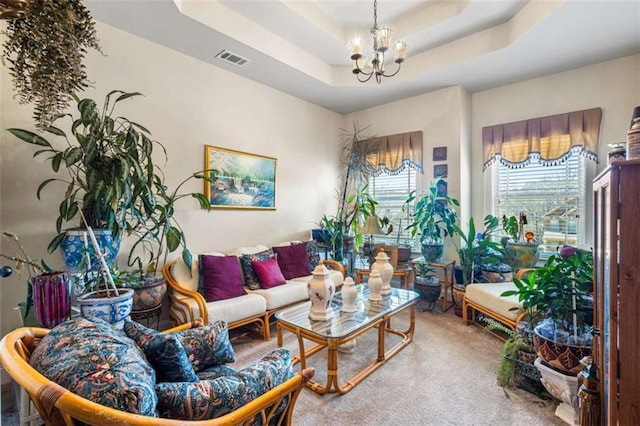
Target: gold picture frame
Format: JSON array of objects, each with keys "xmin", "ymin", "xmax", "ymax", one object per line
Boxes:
[{"xmin": 204, "ymin": 145, "xmax": 277, "ymax": 210}]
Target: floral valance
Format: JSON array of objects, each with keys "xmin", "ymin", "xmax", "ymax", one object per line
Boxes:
[
  {"xmin": 366, "ymin": 131, "xmax": 423, "ymax": 176},
  {"xmin": 482, "ymin": 107, "xmax": 602, "ymax": 170}
]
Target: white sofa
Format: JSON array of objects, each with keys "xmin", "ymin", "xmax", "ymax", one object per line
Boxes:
[{"xmin": 163, "ymin": 242, "xmax": 345, "ymax": 340}]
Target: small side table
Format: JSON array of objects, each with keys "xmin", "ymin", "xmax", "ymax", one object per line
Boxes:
[
  {"xmin": 131, "ymin": 305, "xmax": 162, "ymax": 330},
  {"xmin": 355, "ymin": 268, "xmax": 412, "ymax": 289},
  {"xmin": 412, "ymin": 258, "xmax": 456, "ymax": 312}
]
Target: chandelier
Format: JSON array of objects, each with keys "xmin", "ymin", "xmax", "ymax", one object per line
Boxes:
[{"xmin": 348, "ymin": 0, "xmax": 407, "ymax": 84}]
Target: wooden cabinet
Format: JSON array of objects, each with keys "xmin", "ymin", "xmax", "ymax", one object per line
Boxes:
[{"xmin": 592, "ymin": 159, "xmax": 640, "ymax": 425}]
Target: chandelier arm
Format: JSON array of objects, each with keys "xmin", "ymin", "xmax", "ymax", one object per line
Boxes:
[
  {"xmin": 380, "ymin": 63, "xmax": 402, "ymax": 79},
  {"xmin": 357, "ymin": 72, "xmax": 374, "ymax": 83}
]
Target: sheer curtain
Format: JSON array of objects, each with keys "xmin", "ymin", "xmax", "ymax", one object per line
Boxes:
[{"xmin": 482, "ymin": 108, "xmax": 602, "ymax": 170}]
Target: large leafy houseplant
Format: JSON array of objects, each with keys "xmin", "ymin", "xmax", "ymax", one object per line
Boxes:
[
  {"xmin": 1, "ymin": 0, "xmax": 103, "ymax": 129},
  {"xmin": 501, "ymin": 246, "xmax": 593, "ymax": 374},
  {"xmin": 8, "ymin": 90, "xmax": 212, "ymax": 280},
  {"xmin": 453, "ymin": 214, "xmax": 505, "ymax": 286},
  {"xmin": 404, "ymin": 179, "xmax": 459, "ymax": 261}
]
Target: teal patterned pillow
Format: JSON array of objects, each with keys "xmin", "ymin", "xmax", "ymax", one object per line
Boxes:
[
  {"xmin": 175, "ymin": 320, "xmax": 235, "ymax": 371},
  {"xmin": 197, "ymin": 364, "xmax": 238, "ymax": 381},
  {"xmin": 124, "ymin": 320, "xmax": 198, "ymax": 383},
  {"xmin": 30, "ymin": 317, "xmax": 157, "ymax": 417},
  {"xmin": 239, "ymin": 249, "xmax": 274, "ymax": 290},
  {"xmin": 155, "ymin": 348, "xmax": 294, "ymax": 421}
]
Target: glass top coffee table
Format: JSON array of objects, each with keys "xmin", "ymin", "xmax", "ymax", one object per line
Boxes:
[{"xmin": 275, "ymin": 286, "xmax": 419, "ymax": 394}]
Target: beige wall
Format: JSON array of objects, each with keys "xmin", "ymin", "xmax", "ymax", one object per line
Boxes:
[
  {"xmin": 471, "ymin": 54, "xmax": 640, "ymax": 244},
  {"xmin": 344, "ymin": 85, "xmax": 469, "ymax": 260},
  {"xmin": 0, "ymin": 22, "xmax": 342, "ymax": 335},
  {"xmin": 1, "ymin": 15, "xmax": 638, "ymax": 337}
]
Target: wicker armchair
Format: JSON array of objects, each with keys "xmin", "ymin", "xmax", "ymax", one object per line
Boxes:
[{"xmin": 0, "ymin": 323, "xmax": 314, "ymax": 426}]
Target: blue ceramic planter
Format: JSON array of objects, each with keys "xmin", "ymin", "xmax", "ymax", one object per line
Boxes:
[{"xmin": 59, "ymin": 229, "xmax": 120, "ymax": 273}]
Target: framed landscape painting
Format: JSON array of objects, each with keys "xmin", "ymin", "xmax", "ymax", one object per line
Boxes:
[{"xmin": 204, "ymin": 145, "xmax": 277, "ymax": 209}]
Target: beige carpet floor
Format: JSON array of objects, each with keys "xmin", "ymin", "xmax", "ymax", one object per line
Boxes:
[{"xmin": 231, "ymin": 302, "xmax": 565, "ymax": 426}]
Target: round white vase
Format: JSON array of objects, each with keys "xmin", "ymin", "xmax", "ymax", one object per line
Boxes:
[
  {"xmin": 368, "ymin": 270, "xmax": 383, "ymax": 301},
  {"xmin": 307, "ymin": 264, "xmax": 335, "ymax": 321},
  {"xmin": 341, "ymin": 276, "xmax": 357, "ymax": 312},
  {"xmin": 371, "ymin": 249, "xmax": 394, "ymax": 296}
]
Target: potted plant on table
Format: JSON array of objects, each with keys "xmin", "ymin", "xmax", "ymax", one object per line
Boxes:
[
  {"xmin": 404, "ymin": 178, "xmax": 459, "ymax": 262},
  {"xmin": 501, "ymin": 245, "xmax": 593, "ymax": 375},
  {"xmin": 501, "ymin": 213, "xmax": 540, "ymax": 271}
]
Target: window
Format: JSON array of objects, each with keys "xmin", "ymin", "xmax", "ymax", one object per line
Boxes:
[
  {"xmin": 491, "ymin": 146, "xmax": 587, "ymax": 260},
  {"xmin": 366, "ymin": 167, "xmax": 418, "ymax": 249}
]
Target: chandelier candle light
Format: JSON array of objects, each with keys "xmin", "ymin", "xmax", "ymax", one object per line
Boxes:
[{"xmin": 349, "ymin": 0, "xmax": 407, "ymax": 83}]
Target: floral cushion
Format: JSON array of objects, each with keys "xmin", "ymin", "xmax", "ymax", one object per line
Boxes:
[
  {"xmin": 155, "ymin": 348, "xmax": 295, "ymax": 420},
  {"xmin": 196, "ymin": 364, "xmax": 238, "ymax": 381},
  {"xmin": 174, "ymin": 320, "xmax": 235, "ymax": 371},
  {"xmin": 123, "ymin": 320, "xmax": 198, "ymax": 383},
  {"xmin": 30, "ymin": 317, "xmax": 157, "ymax": 417},
  {"xmin": 240, "ymin": 249, "xmax": 274, "ymax": 290}
]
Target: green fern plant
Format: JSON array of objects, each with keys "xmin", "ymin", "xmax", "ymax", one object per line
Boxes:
[{"xmin": 484, "ymin": 318, "xmax": 531, "ymax": 388}]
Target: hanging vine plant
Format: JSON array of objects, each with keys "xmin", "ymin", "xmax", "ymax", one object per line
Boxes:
[{"xmin": 1, "ymin": 0, "xmax": 103, "ymax": 128}]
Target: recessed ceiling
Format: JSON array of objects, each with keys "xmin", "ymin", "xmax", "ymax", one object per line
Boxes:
[{"xmin": 85, "ymin": 0, "xmax": 640, "ymax": 114}]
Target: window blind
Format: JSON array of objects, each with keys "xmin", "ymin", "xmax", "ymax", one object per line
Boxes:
[
  {"xmin": 367, "ymin": 168, "xmax": 417, "ymax": 249},
  {"xmin": 492, "ymin": 147, "xmax": 586, "ymax": 259}
]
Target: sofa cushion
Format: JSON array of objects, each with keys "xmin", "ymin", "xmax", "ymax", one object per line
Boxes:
[
  {"xmin": 239, "ymin": 249, "xmax": 274, "ymax": 290},
  {"xmin": 252, "ymin": 256, "xmax": 286, "ymax": 289},
  {"xmin": 247, "ymin": 282, "xmax": 309, "ymax": 310},
  {"xmin": 123, "ymin": 320, "xmax": 198, "ymax": 383},
  {"xmin": 292, "ymin": 240, "xmax": 321, "ymax": 271},
  {"xmin": 30, "ymin": 317, "xmax": 157, "ymax": 417},
  {"xmin": 272, "ymin": 243, "xmax": 311, "ymax": 279},
  {"xmin": 465, "ymin": 282, "xmax": 524, "ymax": 321},
  {"xmin": 199, "ymin": 254, "xmax": 246, "ymax": 302},
  {"xmin": 174, "ymin": 320, "xmax": 235, "ymax": 371},
  {"xmin": 155, "ymin": 348, "xmax": 294, "ymax": 420}
]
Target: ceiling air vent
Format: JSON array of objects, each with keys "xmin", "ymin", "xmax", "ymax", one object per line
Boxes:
[{"xmin": 215, "ymin": 50, "xmax": 250, "ymax": 67}]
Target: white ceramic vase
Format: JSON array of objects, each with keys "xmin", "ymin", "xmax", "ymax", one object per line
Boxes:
[
  {"xmin": 341, "ymin": 276, "xmax": 357, "ymax": 312},
  {"xmin": 307, "ymin": 264, "xmax": 335, "ymax": 321},
  {"xmin": 371, "ymin": 249, "xmax": 394, "ymax": 296},
  {"xmin": 368, "ymin": 270, "xmax": 383, "ymax": 301}
]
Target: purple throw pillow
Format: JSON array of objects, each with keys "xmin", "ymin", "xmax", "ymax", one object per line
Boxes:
[
  {"xmin": 252, "ymin": 256, "xmax": 286, "ymax": 289},
  {"xmin": 272, "ymin": 243, "xmax": 311, "ymax": 279},
  {"xmin": 199, "ymin": 255, "xmax": 246, "ymax": 302}
]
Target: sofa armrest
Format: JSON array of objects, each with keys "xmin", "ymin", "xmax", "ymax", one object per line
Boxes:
[
  {"xmin": 162, "ymin": 262, "xmax": 209, "ymax": 324},
  {"xmin": 320, "ymin": 259, "xmax": 345, "ymax": 276}
]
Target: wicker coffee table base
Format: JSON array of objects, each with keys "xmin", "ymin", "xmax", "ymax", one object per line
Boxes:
[{"xmin": 276, "ymin": 304, "xmax": 416, "ymax": 395}]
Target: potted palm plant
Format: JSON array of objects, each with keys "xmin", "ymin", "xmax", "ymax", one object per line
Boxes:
[
  {"xmin": 405, "ymin": 179, "xmax": 460, "ymax": 262},
  {"xmin": 501, "ymin": 245, "xmax": 593, "ymax": 375}
]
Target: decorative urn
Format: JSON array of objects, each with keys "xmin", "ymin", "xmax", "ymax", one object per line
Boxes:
[
  {"xmin": 367, "ymin": 270, "xmax": 383, "ymax": 301},
  {"xmin": 307, "ymin": 264, "xmax": 335, "ymax": 321},
  {"xmin": 341, "ymin": 276, "xmax": 358, "ymax": 313},
  {"xmin": 371, "ymin": 249, "xmax": 394, "ymax": 296}
]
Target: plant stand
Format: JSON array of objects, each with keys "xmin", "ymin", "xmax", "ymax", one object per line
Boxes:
[{"xmin": 535, "ymin": 358, "xmax": 580, "ymax": 425}]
